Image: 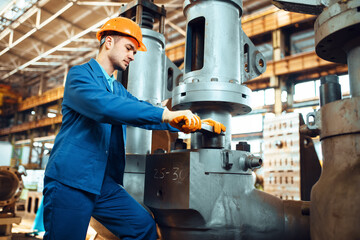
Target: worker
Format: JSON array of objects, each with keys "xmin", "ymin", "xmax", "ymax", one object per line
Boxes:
[{"xmin": 42, "ymin": 17, "xmax": 225, "ymax": 240}]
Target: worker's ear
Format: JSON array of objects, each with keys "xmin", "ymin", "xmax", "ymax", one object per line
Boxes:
[{"xmin": 104, "ymin": 36, "xmax": 114, "ymax": 50}]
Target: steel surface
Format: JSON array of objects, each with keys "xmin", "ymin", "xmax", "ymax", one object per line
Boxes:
[
  {"xmin": 320, "ymin": 97, "xmax": 360, "ymax": 139},
  {"xmin": 144, "ymin": 150, "xmax": 310, "ymax": 240}
]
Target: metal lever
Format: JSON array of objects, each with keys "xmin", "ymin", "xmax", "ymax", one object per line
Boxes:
[{"xmin": 196, "ymin": 123, "xmax": 225, "ymax": 135}]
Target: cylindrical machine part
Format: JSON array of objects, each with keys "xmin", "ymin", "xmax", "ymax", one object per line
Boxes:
[
  {"xmin": 283, "ymin": 200, "xmax": 311, "ymax": 240},
  {"xmin": 0, "ymin": 171, "xmax": 19, "ymax": 202},
  {"xmin": 319, "ymin": 75, "xmax": 341, "ymax": 106},
  {"xmin": 126, "ymin": 29, "xmax": 166, "ymax": 154},
  {"xmin": 196, "ymin": 108, "xmax": 232, "ymax": 149},
  {"xmin": 310, "ymin": 97, "xmax": 360, "ymax": 240},
  {"xmin": 127, "ymin": 29, "xmax": 165, "ymax": 107},
  {"xmin": 346, "ymin": 45, "xmax": 360, "ymax": 97},
  {"xmin": 173, "ymin": 0, "xmax": 252, "ymax": 150},
  {"xmin": 0, "ymin": 167, "xmax": 23, "ymax": 207},
  {"xmin": 133, "ymin": 10, "xmax": 155, "ymax": 30},
  {"xmin": 173, "ymin": 139, "xmax": 187, "ymax": 150},
  {"xmin": 183, "ymin": 0, "xmax": 242, "ymax": 84},
  {"xmin": 311, "ymin": 135, "xmax": 360, "ymax": 240},
  {"xmin": 245, "ymin": 155, "xmax": 262, "ymax": 170},
  {"xmin": 236, "ymin": 141, "xmax": 250, "ymax": 152},
  {"xmin": 125, "ymin": 128, "xmax": 152, "ymax": 154},
  {"xmin": 202, "ymin": 133, "xmax": 225, "ymax": 149}
]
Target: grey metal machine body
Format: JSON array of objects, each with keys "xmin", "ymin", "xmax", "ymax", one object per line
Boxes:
[
  {"xmin": 124, "ymin": 28, "xmax": 181, "ymax": 202},
  {"xmin": 143, "ymin": 0, "xmax": 312, "ymax": 239},
  {"xmin": 172, "ymin": 0, "xmax": 266, "ymax": 149},
  {"xmin": 120, "ymin": 1, "xmax": 182, "ymax": 203},
  {"xmin": 126, "ymin": 28, "xmax": 181, "ymax": 155}
]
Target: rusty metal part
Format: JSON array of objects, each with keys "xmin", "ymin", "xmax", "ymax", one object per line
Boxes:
[
  {"xmin": 314, "ymin": 0, "xmax": 360, "ymax": 64},
  {"xmin": 0, "ymin": 166, "xmax": 23, "ymax": 209},
  {"xmin": 309, "ymin": 95, "xmax": 360, "ymax": 240},
  {"xmin": 0, "ymin": 166, "xmax": 23, "ymax": 240},
  {"xmin": 320, "ymin": 97, "xmax": 360, "ymax": 140},
  {"xmin": 0, "ymin": 216, "xmax": 21, "ymax": 238},
  {"xmin": 311, "ymin": 133, "xmax": 360, "ymax": 240}
]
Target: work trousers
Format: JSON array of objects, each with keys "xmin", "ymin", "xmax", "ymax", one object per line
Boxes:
[{"xmin": 42, "ymin": 175, "xmax": 157, "ymax": 240}]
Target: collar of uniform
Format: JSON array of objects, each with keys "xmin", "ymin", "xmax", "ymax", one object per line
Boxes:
[{"xmin": 94, "ymin": 59, "xmax": 116, "ymax": 93}]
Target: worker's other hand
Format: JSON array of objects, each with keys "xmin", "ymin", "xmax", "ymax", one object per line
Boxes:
[
  {"xmin": 201, "ymin": 119, "xmax": 226, "ymax": 134},
  {"xmin": 162, "ymin": 108, "xmax": 201, "ymax": 133}
]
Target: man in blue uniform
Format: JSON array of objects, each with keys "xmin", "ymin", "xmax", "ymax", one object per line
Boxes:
[{"xmin": 43, "ymin": 17, "xmax": 225, "ymax": 240}]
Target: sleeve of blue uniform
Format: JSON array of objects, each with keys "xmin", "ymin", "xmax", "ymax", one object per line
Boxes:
[
  {"xmin": 138, "ymin": 122, "xmax": 179, "ymax": 132},
  {"xmin": 117, "ymin": 79, "xmax": 179, "ymax": 132},
  {"xmin": 63, "ymin": 65, "xmax": 164, "ymax": 126}
]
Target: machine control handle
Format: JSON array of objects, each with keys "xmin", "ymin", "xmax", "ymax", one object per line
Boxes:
[{"xmin": 197, "ymin": 123, "xmax": 225, "ymax": 135}]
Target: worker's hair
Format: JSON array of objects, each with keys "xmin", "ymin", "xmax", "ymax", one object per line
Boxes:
[{"xmin": 99, "ymin": 31, "xmax": 125, "ymax": 50}]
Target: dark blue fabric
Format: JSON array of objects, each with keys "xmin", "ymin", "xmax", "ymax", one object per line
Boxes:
[
  {"xmin": 45, "ymin": 58, "xmax": 176, "ymax": 195},
  {"xmin": 43, "ymin": 176, "xmax": 157, "ymax": 240}
]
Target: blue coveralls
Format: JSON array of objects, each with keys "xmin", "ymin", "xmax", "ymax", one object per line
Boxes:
[{"xmin": 43, "ymin": 58, "xmax": 175, "ymax": 240}]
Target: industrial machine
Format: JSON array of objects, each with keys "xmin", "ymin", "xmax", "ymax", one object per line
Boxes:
[
  {"xmin": 0, "ymin": 166, "xmax": 24, "ymax": 239},
  {"xmin": 119, "ymin": 0, "xmax": 182, "ymax": 203},
  {"xmin": 273, "ymin": 0, "xmax": 360, "ymax": 239},
  {"xmin": 94, "ymin": 0, "xmax": 358, "ymax": 239},
  {"xmin": 115, "ymin": 0, "xmax": 320, "ymax": 239},
  {"xmin": 140, "ymin": 0, "xmax": 321, "ymax": 239}
]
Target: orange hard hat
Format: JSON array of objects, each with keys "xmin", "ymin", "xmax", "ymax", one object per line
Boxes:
[{"xmin": 96, "ymin": 17, "xmax": 147, "ymax": 51}]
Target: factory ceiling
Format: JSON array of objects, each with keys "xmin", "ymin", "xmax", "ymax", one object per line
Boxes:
[{"xmin": 0, "ymin": 0, "xmax": 272, "ymax": 93}]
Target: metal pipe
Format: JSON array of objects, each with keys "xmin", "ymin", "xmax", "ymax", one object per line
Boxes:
[
  {"xmin": 160, "ymin": 15, "xmax": 165, "ymax": 34},
  {"xmin": 135, "ymin": 5, "xmax": 143, "ymax": 26},
  {"xmin": 246, "ymin": 155, "xmax": 262, "ymax": 170}
]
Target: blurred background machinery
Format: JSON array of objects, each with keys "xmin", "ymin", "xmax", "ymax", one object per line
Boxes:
[
  {"xmin": 0, "ymin": 166, "xmax": 24, "ymax": 239},
  {"xmin": 263, "ymin": 113, "xmax": 321, "ymax": 201}
]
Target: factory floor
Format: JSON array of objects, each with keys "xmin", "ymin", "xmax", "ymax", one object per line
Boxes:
[
  {"xmin": 11, "ymin": 216, "xmax": 98, "ymax": 240},
  {"xmin": 10, "ymin": 216, "xmax": 41, "ymax": 240}
]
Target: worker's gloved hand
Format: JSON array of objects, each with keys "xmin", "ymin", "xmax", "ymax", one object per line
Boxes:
[
  {"xmin": 162, "ymin": 108, "xmax": 201, "ymax": 133},
  {"xmin": 201, "ymin": 119, "xmax": 226, "ymax": 134}
]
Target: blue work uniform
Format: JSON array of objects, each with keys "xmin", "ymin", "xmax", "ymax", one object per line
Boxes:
[{"xmin": 43, "ymin": 58, "xmax": 175, "ymax": 240}]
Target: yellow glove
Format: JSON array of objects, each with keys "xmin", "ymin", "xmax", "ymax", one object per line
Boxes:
[{"xmin": 201, "ymin": 119, "xmax": 226, "ymax": 134}]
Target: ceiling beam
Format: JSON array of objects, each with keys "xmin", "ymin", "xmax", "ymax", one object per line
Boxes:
[
  {"xmin": 166, "ymin": 20, "xmax": 186, "ymax": 36},
  {"xmin": 0, "ymin": 2, "xmax": 74, "ymax": 57},
  {"xmin": 1, "ymin": 14, "xmax": 118, "ymax": 81},
  {"xmin": 0, "ymin": 0, "xmax": 51, "ymax": 41}
]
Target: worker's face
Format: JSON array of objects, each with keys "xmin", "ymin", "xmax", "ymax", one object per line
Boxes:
[{"xmin": 108, "ymin": 36, "xmax": 138, "ymax": 71}]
